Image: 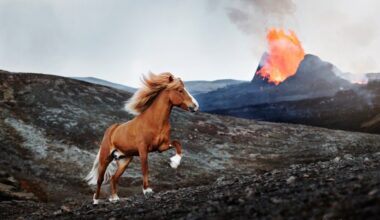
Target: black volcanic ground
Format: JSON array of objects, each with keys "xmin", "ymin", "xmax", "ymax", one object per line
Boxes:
[{"xmin": 1, "ymin": 70, "xmax": 380, "ymax": 219}]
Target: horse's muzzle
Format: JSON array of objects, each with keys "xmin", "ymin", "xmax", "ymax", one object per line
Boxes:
[{"xmin": 189, "ymin": 105, "xmax": 199, "ymax": 113}]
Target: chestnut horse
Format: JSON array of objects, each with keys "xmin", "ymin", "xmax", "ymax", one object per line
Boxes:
[{"xmin": 85, "ymin": 72, "xmax": 199, "ymax": 204}]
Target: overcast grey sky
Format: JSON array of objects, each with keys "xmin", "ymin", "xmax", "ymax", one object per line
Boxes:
[{"xmin": 0, "ymin": 0, "xmax": 379, "ymax": 87}]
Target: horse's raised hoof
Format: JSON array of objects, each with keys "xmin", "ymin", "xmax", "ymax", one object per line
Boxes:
[
  {"xmin": 143, "ymin": 187, "xmax": 154, "ymax": 196},
  {"xmin": 170, "ymin": 154, "xmax": 182, "ymax": 169},
  {"xmin": 93, "ymin": 194, "xmax": 100, "ymax": 205},
  {"xmin": 109, "ymin": 194, "xmax": 120, "ymax": 203}
]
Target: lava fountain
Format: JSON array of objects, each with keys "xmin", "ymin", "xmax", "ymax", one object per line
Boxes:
[{"xmin": 257, "ymin": 28, "xmax": 305, "ymax": 85}]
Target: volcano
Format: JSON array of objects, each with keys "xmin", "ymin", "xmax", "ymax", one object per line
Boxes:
[
  {"xmin": 253, "ymin": 54, "xmax": 352, "ymax": 91},
  {"xmin": 197, "ymin": 54, "xmax": 352, "ymax": 112},
  {"xmin": 196, "ymin": 54, "xmax": 380, "ymax": 134},
  {"xmin": 198, "ymin": 29, "xmax": 352, "ymax": 113},
  {"xmin": 256, "ymin": 29, "xmax": 305, "ymax": 85}
]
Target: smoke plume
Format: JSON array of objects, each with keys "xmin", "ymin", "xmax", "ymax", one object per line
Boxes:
[{"xmin": 227, "ymin": 0, "xmax": 295, "ymax": 35}]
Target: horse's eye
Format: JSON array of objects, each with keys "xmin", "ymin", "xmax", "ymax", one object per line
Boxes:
[{"xmin": 179, "ymin": 89, "xmax": 183, "ymax": 93}]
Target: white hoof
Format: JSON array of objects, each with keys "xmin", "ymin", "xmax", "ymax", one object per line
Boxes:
[
  {"xmin": 170, "ymin": 154, "xmax": 182, "ymax": 169},
  {"xmin": 143, "ymin": 187, "xmax": 153, "ymax": 195},
  {"xmin": 93, "ymin": 194, "xmax": 99, "ymax": 205},
  {"xmin": 109, "ymin": 194, "xmax": 120, "ymax": 203}
]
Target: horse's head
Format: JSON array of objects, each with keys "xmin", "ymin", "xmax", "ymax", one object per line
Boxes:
[{"xmin": 166, "ymin": 74, "xmax": 199, "ymax": 113}]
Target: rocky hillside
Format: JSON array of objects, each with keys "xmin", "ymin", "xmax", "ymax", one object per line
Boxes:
[
  {"xmin": 210, "ymin": 80, "xmax": 380, "ymax": 134},
  {"xmin": 1, "ymin": 69, "xmax": 380, "ymax": 219}
]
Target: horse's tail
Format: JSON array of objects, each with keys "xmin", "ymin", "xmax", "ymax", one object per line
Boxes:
[
  {"xmin": 84, "ymin": 123, "xmax": 120, "ymax": 186},
  {"xmin": 84, "ymin": 150, "xmax": 101, "ymax": 185}
]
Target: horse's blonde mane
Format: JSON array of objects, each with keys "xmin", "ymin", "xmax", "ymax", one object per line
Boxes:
[{"xmin": 124, "ymin": 72, "xmax": 183, "ymax": 115}]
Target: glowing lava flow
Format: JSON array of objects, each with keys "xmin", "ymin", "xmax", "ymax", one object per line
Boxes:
[{"xmin": 257, "ymin": 29, "xmax": 305, "ymax": 85}]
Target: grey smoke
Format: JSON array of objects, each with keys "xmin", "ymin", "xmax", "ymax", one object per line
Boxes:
[
  {"xmin": 225, "ymin": 0, "xmax": 380, "ymax": 83},
  {"xmin": 227, "ymin": 0, "xmax": 296, "ymax": 35}
]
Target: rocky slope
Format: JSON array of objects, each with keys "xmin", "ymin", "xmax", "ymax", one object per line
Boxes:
[
  {"xmin": 30, "ymin": 153, "xmax": 380, "ymax": 220},
  {"xmin": 1, "ymin": 69, "xmax": 380, "ymax": 219},
  {"xmin": 210, "ymin": 81, "xmax": 380, "ymax": 134}
]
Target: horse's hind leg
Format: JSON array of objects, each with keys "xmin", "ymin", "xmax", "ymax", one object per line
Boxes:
[
  {"xmin": 109, "ymin": 156, "xmax": 133, "ymax": 202},
  {"xmin": 93, "ymin": 152, "xmax": 112, "ymax": 204}
]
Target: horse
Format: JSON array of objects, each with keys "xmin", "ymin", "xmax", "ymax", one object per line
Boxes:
[{"xmin": 84, "ymin": 72, "xmax": 199, "ymax": 204}]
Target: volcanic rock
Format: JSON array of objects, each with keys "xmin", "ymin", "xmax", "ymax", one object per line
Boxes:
[{"xmin": 0, "ymin": 69, "xmax": 380, "ymax": 219}]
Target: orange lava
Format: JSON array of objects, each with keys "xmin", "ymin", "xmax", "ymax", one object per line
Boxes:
[{"xmin": 257, "ymin": 29, "xmax": 305, "ymax": 85}]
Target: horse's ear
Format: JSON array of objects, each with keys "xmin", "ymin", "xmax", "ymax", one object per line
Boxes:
[{"xmin": 168, "ymin": 75, "xmax": 174, "ymax": 82}]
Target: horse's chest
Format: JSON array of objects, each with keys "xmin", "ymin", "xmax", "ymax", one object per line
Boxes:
[{"xmin": 150, "ymin": 130, "xmax": 169, "ymax": 150}]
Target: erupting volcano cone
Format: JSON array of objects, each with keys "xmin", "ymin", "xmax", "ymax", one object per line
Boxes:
[{"xmin": 256, "ymin": 29, "xmax": 305, "ymax": 85}]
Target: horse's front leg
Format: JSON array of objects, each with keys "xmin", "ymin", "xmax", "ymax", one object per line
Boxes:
[
  {"xmin": 158, "ymin": 140, "xmax": 183, "ymax": 169},
  {"xmin": 169, "ymin": 140, "xmax": 182, "ymax": 169},
  {"xmin": 139, "ymin": 150, "xmax": 153, "ymax": 195}
]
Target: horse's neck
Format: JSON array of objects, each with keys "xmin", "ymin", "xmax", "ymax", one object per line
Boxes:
[{"xmin": 142, "ymin": 92, "xmax": 172, "ymax": 128}]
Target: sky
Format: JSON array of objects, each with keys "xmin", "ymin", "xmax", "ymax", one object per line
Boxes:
[{"xmin": 0, "ymin": 0, "xmax": 379, "ymax": 87}]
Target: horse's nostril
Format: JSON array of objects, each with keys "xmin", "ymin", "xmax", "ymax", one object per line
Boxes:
[
  {"xmin": 189, "ymin": 105, "xmax": 199, "ymax": 112},
  {"xmin": 189, "ymin": 104, "xmax": 199, "ymax": 112}
]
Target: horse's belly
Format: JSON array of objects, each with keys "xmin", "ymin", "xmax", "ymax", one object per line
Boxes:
[
  {"xmin": 114, "ymin": 144, "xmax": 139, "ymax": 156},
  {"xmin": 123, "ymin": 148, "xmax": 139, "ymax": 156}
]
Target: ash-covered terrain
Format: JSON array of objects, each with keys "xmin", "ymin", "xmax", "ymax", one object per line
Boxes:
[
  {"xmin": 211, "ymin": 82, "xmax": 380, "ymax": 134},
  {"xmin": 1, "ymin": 70, "xmax": 380, "ymax": 219}
]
